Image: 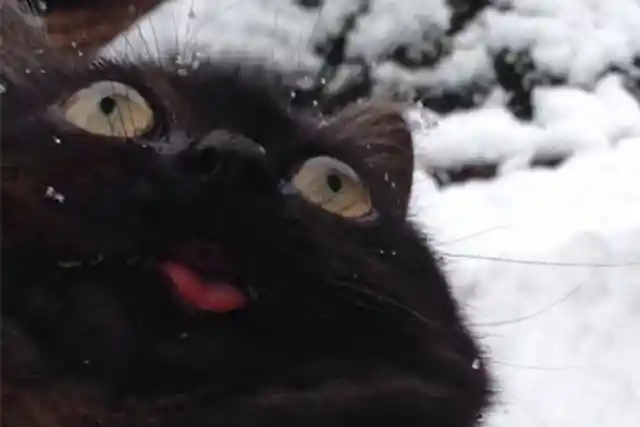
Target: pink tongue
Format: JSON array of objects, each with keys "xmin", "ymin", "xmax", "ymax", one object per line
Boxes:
[{"xmin": 161, "ymin": 262, "xmax": 248, "ymax": 312}]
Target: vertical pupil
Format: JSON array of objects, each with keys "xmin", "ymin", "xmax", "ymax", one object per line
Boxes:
[
  {"xmin": 326, "ymin": 173, "xmax": 343, "ymax": 193},
  {"xmin": 99, "ymin": 96, "xmax": 116, "ymax": 115}
]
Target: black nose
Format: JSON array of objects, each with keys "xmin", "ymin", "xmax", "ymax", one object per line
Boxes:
[
  {"xmin": 178, "ymin": 131, "xmax": 272, "ymax": 190},
  {"xmin": 199, "ymin": 131, "xmax": 267, "ymax": 159},
  {"xmin": 183, "ymin": 146, "xmax": 221, "ymax": 176}
]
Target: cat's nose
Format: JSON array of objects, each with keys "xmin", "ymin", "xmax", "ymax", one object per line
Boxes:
[
  {"xmin": 199, "ymin": 131, "xmax": 267, "ymax": 160},
  {"xmin": 178, "ymin": 130, "xmax": 272, "ymax": 190}
]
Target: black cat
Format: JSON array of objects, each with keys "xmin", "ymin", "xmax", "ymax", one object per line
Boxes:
[{"xmin": 1, "ymin": 5, "xmax": 490, "ymax": 426}]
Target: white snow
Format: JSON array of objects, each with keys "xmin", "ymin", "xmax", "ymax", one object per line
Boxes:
[
  {"xmin": 103, "ymin": 1, "xmax": 640, "ymax": 426},
  {"xmin": 346, "ymin": 0, "xmax": 451, "ymax": 62},
  {"xmin": 409, "ymin": 135, "xmax": 640, "ymax": 427},
  {"xmin": 362, "ymin": 0, "xmax": 640, "ymax": 87},
  {"xmin": 410, "ymin": 73, "xmax": 640, "ymax": 172}
]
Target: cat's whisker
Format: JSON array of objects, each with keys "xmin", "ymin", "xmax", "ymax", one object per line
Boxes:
[
  {"xmin": 147, "ymin": 17, "xmax": 164, "ymax": 64},
  {"xmin": 177, "ymin": 0, "xmax": 239, "ymax": 65},
  {"xmin": 432, "ymin": 232, "xmax": 635, "ymax": 327},
  {"xmin": 119, "ymin": 31, "xmax": 133, "ymax": 64},
  {"xmin": 470, "ymin": 269, "xmax": 596, "ymax": 328},
  {"xmin": 329, "ymin": 277, "xmax": 441, "ymax": 330},
  {"xmin": 180, "ymin": 19, "xmax": 208, "ymax": 52},
  {"xmin": 318, "ymin": 282, "xmax": 398, "ymax": 318},
  {"xmin": 433, "ymin": 224, "xmax": 516, "ymax": 247},
  {"xmin": 171, "ymin": 7, "xmax": 182, "ymax": 57},
  {"xmin": 184, "ymin": 0, "xmax": 199, "ymax": 50},
  {"xmin": 439, "ymin": 252, "xmax": 640, "ymax": 268},
  {"xmin": 308, "ymin": 3, "xmax": 326, "ymax": 45},
  {"xmin": 270, "ymin": 8, "xmax": 278, "ymax": 64},
  {"xmin": 174, "ymin": 2, "xmax": 196, "ymax": 62},
  {"xmin": 133, "ymin": 21, "xmax": 154, "ymax": 62},
  {"xmin": 491, "ymin": 359, "xmax": 586, "ymax": 372}
]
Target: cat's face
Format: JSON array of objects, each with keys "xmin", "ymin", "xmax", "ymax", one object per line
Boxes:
[{"xmin": 1, "ymin": 9, "xmax": 489, "ymax": 427}]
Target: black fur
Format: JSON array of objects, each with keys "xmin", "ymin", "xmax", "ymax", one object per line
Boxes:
[{"xmin": 1, "ymin": 10, "xmax": 490, "ymax": 427}]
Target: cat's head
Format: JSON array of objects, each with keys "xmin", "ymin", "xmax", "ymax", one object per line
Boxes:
[{"xmin": 1, "ymin": 4, "xmax": 489, "ymax": 426}]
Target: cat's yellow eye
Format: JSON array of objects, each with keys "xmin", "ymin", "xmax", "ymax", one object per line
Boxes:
[
  {"xmin": 61, "ymin": 81, "xmax": 155, "ymax": 138},
  {"xmin": 291, "ymin": 156, "xmax": 374, "ymax": 219}
]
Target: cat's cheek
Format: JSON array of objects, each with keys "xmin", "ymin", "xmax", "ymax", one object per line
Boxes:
[{"xmin": 1, "ymin": 319, "xmax": 46, "ymax": 380}]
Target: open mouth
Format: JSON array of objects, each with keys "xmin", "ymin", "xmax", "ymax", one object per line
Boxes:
[{"xmin": 159, "ymin": 240, "xmax": 249, "ymax": 313}]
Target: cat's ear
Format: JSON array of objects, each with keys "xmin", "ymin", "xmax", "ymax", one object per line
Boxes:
[
  {"xmin": 326, "ymin": 102, "xmax": 415, "ymax": 216},
  {"xmin": 9, "ymin": 0, "xmax": 166, "ymax": 58}
]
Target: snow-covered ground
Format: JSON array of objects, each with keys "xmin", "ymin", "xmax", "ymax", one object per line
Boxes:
[{"xmin": 102, "ymin": 1, "xmax": 640, "ymax": 426}]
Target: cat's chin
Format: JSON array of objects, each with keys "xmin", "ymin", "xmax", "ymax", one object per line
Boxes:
[{"xmin": 113, "ymin": 361, "xmax": 472, "ymax": 427}]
